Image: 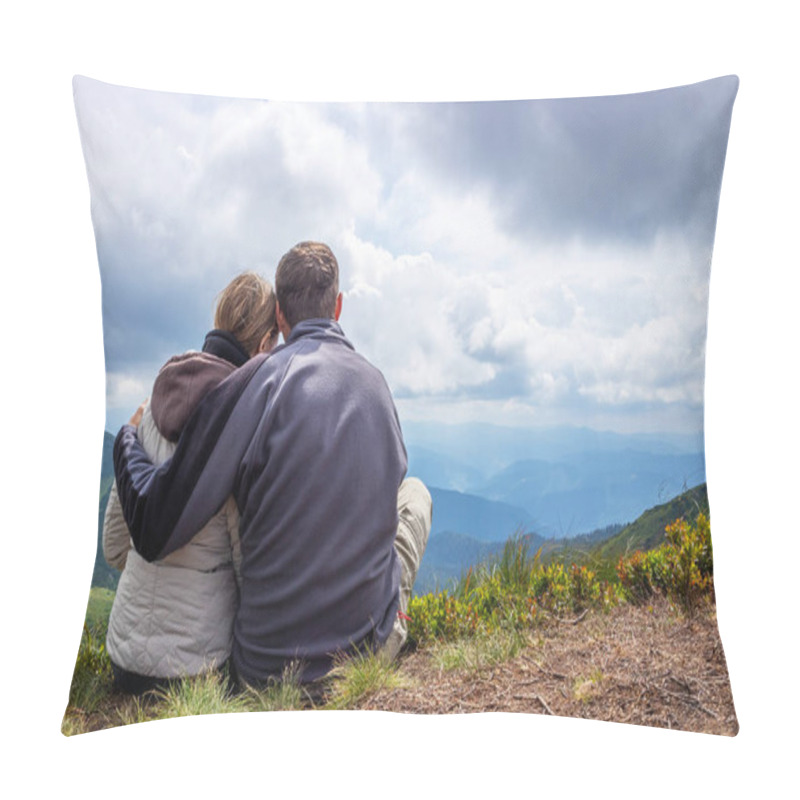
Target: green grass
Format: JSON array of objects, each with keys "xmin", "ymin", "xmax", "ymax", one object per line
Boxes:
[
  {"xmin": 84, "ymin": 587, "xmax": 115, "ymax": 634},
  {"xmin": 112, "ymin": 694, "xmax": 154, "ymax": 728},
  {"xmin": 64, "ymin": 587, "xmax": 116, "ymax": 719},
  {"xmin": 66, "ymin": 625, "xmax": 113, "ymax": 715},
  {"xmin": 64, "ymin": 503, "xmax": 716, "ymax": 734},
  {"xmin": 429, "ymin": 628, "xmax": 528, "ymax": 672},
  {"xmin": 152, "ymin": 671, "xmax": 255, "ymax": 719},
  {"xmin": 239, "ymin": 664, "xmax": 307, "ymax": 712},
  {"xmin": 323, "ymin": 650, "xmax": 405, "ymax": 710},
  {"xmin": 63, "ymin": 665, "xmax": 309, "ymax": 735},
  {"xmin": 572, "ymin": 669, "xmax": 605, "ymax": 703}
]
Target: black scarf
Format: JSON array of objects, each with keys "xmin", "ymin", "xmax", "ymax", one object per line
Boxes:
[{"xmin": 202, "ymin": 329, "xmax": 250, "ymax": 368}]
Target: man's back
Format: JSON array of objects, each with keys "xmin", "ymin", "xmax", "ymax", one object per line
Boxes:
[{"xmin": 230, "ymin": 319, "xmax": 407, "ymax": 683}]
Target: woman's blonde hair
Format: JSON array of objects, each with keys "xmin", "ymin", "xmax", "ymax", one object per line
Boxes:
[{"xmin": 214, "ymin": 271, "xmax": 277, "ymax": 356}]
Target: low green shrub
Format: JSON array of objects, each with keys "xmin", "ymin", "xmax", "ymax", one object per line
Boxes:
[
  {"xmin": 407, "ymin": 590, "xmax": 481, "ymax": 644},
  {"xmin": 663, "ymin": 512, "xmax": 713, "ymax": 615},
  {"xmin": 616, "ymin": 512, "xmax": 713, "ymax": 615},
  {"xmin": 408, "ymin": 536, "xmax": 616, "ymax": 645}
]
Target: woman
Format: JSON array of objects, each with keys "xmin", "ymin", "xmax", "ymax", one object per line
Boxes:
[{"xmin": 102, "ymin": 272, "xmax": 278, "ymax": 694}]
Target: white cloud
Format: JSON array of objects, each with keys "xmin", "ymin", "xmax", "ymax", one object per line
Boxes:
[
  {"xmin": 75, "ymin": 78, "xmax": 718, "ymax": 435},
  {"xmin": 338, "ymin": 223, "xmax": 708, "ymax": 431},
  {"xmin": 105, "ymin": 369, "xmax": 158, "ymax": 425},
  {"xmin": 341, "ymin": 233, "xmax": 497, "ymax": 396}
]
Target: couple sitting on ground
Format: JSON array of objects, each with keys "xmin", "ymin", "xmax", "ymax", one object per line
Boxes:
[{"xmin": 104, "ymin": 241, "xmax": 432, "ymax": 695}]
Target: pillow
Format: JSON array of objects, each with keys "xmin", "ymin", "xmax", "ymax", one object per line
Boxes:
[{"xmin": 66, "ymin": 74, "xmax": 738, "ymax": 735}]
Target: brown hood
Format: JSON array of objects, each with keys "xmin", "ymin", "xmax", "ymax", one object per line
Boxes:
[{"xmin": 150, "ymin": 351, "xmax": 237, "ymax": 442}]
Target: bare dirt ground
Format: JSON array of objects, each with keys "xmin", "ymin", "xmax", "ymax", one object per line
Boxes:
[
  {"xmin": 358, "ymin": 599, "xmax": 738, "ymax": 736},
  {"xmin": 69, "ymin": 598, "xmax": 737, "ymax": 736}
]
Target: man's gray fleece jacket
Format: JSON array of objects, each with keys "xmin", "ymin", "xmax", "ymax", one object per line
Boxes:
[{"xmin": 113, "ymin": 319, "xmax": 408, "ymax": 685}]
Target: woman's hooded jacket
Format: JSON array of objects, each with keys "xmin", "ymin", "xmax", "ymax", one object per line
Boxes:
[{"xmin": 103, "ymin": 331, "xmax": 247, "ymax": 679}]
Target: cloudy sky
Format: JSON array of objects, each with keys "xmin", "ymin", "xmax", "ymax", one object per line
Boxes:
[{"xmin": 73, "ymin": 75, "xmax": 737, "ymax": 437}]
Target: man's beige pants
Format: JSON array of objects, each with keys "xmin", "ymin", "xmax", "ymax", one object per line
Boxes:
[{"xmin": 379, "ymin": 477, "xmax": 432, "ymax": 663}]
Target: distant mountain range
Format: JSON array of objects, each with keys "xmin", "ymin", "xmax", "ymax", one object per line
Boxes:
[
  {"xmin": 406, "ymin": 421, "xmax": 705, "ymax": 538},
  {"xmin": 91, "ymin": 423, "xmax": 707, "ymax": 598},
  {"xmin": 403, "ymin": 420, "xmax": 704, "ymax": 474},
  {"xmin": 414, "ymin": 482, "xmax": 709, "ymax": 594},
  {"xmin": 428, "ymin": 487, "xmax": 535, "ymax": 541}
]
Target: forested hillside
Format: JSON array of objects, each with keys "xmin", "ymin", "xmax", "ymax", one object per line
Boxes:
[
  {"xmin": 93, "ymin": 432, "xmax": 119, "ymax": 590},
  {"xmin": 593, "ymin": 483, "xmax": 709, "ymax": 565}
]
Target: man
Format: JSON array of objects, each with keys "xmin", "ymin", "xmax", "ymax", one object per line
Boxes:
[{"xmin": 113, "ymin": 241, "xmax": 431, "ymax": 687}]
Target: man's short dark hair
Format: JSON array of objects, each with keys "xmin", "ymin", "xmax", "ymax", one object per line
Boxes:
[{"xmin": 275, "ymin": 242, "xmax": 339, "ymax": 328}]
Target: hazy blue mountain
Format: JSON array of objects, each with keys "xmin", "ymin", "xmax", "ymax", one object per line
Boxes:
[
  {"xmin": 404, "ymin": 421, "xmax": 705, "ymax": 537},
  {"xmin": 406, "ymin": 445, "xmax": 488, "ymax": 493},
  {"xmin": 475, "ymin": 449, "xmax": 705, "ymax": 536},
  {"xmin": 428, "ymin": 487, "xmax": 537, "ymax": 542},
  {"xmin": 403, "ymin": 420, "xmax": 704, "ymax": 479},
  {"xmin": 414, "ymin": 531, "xmax": 497, "ymax": 594},
  {"xmin": 92, "ymin": 422, "xmax": 706, "ymax": 599}
]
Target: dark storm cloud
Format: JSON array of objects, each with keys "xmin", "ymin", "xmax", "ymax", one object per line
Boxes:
[
  {"xmin": 98, "ymin": 244, "xmax": 212, "ymax": 372},
  {"xmin": 399, "ymin": 76, "xmax": 738, "ymax": 248}
]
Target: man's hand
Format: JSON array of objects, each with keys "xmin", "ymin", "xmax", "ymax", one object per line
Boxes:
[{"xmin": 129, "ymin": 399, "xmax": 148, "ymax": 428}]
